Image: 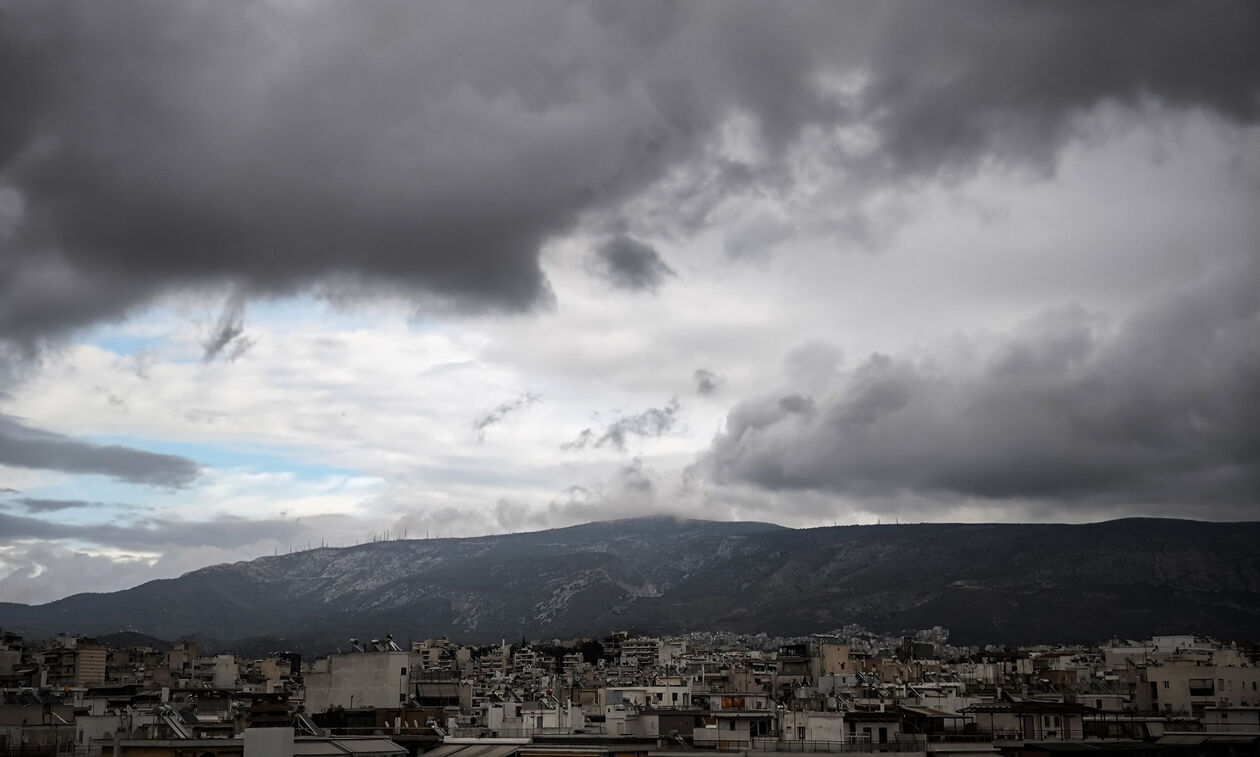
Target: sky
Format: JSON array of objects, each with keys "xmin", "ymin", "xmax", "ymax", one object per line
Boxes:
[{"xmin": 0, "ymin": 0, "xmax": 1258, "ymax": 604}]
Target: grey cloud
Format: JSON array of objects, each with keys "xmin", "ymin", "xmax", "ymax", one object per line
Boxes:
[
  {"xmin": 2, "ymin": 1, "xmax": 1255, "ymax": 344},
  {"xmin": 492, "ymin": 499, "xmax": 549, "ymax": 534},
  {"xmin": 784, "ymin": 341, "xmax": 844, "ymax": 394},
  {"xmin": 563, "ymin": 398, "xmax": 681, "ymax": 452},
  {"xmin": 723, "ymin": 210, "xmax": 795, "ymax": 261},
  {"xmin": 777, "ymin": 393, "xmax": 816, "ymax": 416},
  {"xmin": 0, "ymin": 510, "xmax": 303, "ymax": 552},
  {"xmin": 202, "ymin": 293, "xmax": 252, "ymax": 362},
  {"xmin": 561, "ymin": 429, "xmax": 597, "ymax": 451},
  {"xmin": 473, "ymin": 392, "xmax": 540, "ymax": 442},
  {"xmin": 617, "ymin": 459, "xmax": 654, "ymax": 493},
  {"xmin": 493, "ymin": 466, "xmax": 663, "ymax": 532},
  {"xmin": 698, "ymin": 258, "xmax": 1260, "ymax": 517},
  {"xmin": 589, "ymin": 235, "xmax": 675, "ymax": 292},
  {"xmin": 0, "ymin": 415, "xmax": 200, "ymax": 487},
  {"xmin": 693, "ymin": 368, "xmax": 725, "ymax": 395},
  {"xmin": 13, "ymin": 498, "xmax": 99, "ymax": 513},
  {"xmin": 391, "ymin": 505, "xmax": 481, "ymax": 541},
  {"xmin": 8, "ymin": 497, "xmax": 143, "ymax": 515}
]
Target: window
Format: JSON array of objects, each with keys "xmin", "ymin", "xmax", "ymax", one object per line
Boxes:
[
  {"xmin": 798, "ymin": 727, "xmax": 806, "ymax": 740},
  {"xmin": 1164, "ymin": 681, "xmax": 1169, "ymax": 689},
  {"xmin": 1054, "ymin": 716, "xmax": 1061, "ymax": 727}
]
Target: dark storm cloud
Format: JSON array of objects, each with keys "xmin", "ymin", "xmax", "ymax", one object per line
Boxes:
[
  {"xmin": 589, "ymin": 235, "xmax": 675, "ymax": 292},
  {"xmin": 1, "ymin": 1, "xmax": 1256, "ymax": 344},
  {"xmin": 0, "ymin": 415, "xmax": 200, "ymax": 487},
  {"xmin": 564, "ymin": 398, "xmax": 681, "ymax": 451},
  {"xmin": 473, "ymin": 392, "xmax": 540, "ymax": 442},
  {"xmin": 693, "ymin": 368, "xmax": 725, "ymax": 395},
  {"xmin": 698, "ymin": 258, "xmax": 1260, "ymax": 517},
  {"xmin": 861, "ymin": 0, "xmax": 1260, "ymax": 179}
]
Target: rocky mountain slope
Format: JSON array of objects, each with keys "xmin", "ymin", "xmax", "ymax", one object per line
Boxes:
[{"xmin": 2, "ymin": 517, "xmax": 1257, "ymax": 653}]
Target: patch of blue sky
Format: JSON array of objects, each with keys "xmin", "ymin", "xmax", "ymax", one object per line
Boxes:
[
  {"xmin": 80, "ymin": 293, "xmax": 441, "ymax": 354},
  {"xmin": 231, "ymin": 289, "xmax": 455, "ymax": 335},
  {"xmin": 85, "ymin": 333, "xmax": 166, "ymax": 357},
  {"xmin": 269, "ymin": 295, "xmax": 448, "ymax": 335},
  {"xmin": 81, "ymin": 436, "xmax": 361, "ymax": 481},
  {"xmin": 76, "ymin": 305, "xmax": 182, "ymax": 355},
  {"xmin": 237, "ymin": 294, "xmax": 333, "ymax": 327}
]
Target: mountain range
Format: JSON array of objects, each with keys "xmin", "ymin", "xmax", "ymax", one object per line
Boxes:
[{"xmin": 2, "ymin": 517, "xmax": 1258, "ymax": 655}]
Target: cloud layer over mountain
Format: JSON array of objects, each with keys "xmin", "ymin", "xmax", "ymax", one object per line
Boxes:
[
  {"xmin": 700, "ymin": 258, "xmax": 1260, "ymax": 517},
  {"xmin": 0, "ymin": 0, "xmax": 1257, "ymax": 603}
]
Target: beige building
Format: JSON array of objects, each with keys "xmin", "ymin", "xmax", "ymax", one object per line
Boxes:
[
  {"xmin": 44, "ymin": 644, "xmax": 107, "ymax": 686},
  {"xmin": 813, "ymin": 644, "xmax": 854, "ymax": 679},
  {"xmin": 1140, "ymin": 659, "xmax": 1260, "ymax": 716}
]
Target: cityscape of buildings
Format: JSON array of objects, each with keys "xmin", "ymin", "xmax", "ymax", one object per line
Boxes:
[{"xmin": 3, "ymin": 626, "xmax": 1258, "ymax": 757}]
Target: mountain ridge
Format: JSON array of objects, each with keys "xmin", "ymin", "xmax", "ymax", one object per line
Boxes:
[{"xmin": 2, "ymin": 516, "xmax": 1257, "ymax": 654}]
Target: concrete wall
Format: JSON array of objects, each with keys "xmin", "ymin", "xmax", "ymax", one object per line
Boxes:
[
  {"xmin": 780, "ymin": 711, "xmax": 848, "ymax": 741},
  {"xmin": 213, "ymin": 655, "xmax": 240, "ymax": 689},
  {"xmin": 305, "ymin": 651, "xmax": 410, "ymax": 712},
  {"xmin": 1205, "ymin": 707, "xmax": 1260, "ymax": 731}
]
